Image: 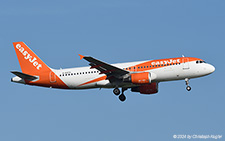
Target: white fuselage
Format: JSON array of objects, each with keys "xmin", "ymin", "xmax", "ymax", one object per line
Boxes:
[{"xmin": 51, "ymin": 60, "xmax": 215, "ymax": 89}]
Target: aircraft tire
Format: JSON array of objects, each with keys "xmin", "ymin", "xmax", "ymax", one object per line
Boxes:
[
  {"xmin": 119, "ymin": 94, "xmax": 126, "ymax": 102},
  {"xmin": 113, "ymin": 88, "xmax": 120, "ymax": 95},
  {"xmin": 186, "ymin": 86, "xmax": 191, "ymax": 91}
]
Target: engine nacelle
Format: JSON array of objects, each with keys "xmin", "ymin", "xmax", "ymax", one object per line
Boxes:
[
  {"xmin": 131, "ymin": 83, "xmax": 158, "ymax": 94},
  {"xmin": 124, "ymin": 72, "xmax": 151, "ymax": 84}
]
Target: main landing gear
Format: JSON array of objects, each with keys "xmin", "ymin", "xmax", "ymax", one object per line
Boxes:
[
  {"xmin": 113, "ymin": 88, "xmax": 120, "ymax": 96},
  {"xmin": 185, "ymin": 78, "xmax": 191, "ymax": 91},
  {"xmin": 113, "ymin": 87, "xmax": 127, "ymax": 102}
]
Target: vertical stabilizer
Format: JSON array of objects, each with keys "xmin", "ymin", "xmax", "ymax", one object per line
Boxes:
[
  {"xmin": 12, "ymin": 42, "xmax": 50, "ymax": 75},
  {"xmin": 12, "ymin": 42, "xmax": 68, "ymax": 89}
]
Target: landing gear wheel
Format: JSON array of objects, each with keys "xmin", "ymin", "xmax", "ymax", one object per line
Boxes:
[
  {"xmin": 113, "ymin": 88, "xmax": 120, "ymax": 96},
  {"xmin": 185, "ymin": 78, "xmax": 191, "ymax": 91},
  {"xmin": 186, "ymin": 86, "xmax": 191, "ymax": 91},
  {"xmin": 119, "ymin": 93, "xmax": 126, "ymax": 102}
]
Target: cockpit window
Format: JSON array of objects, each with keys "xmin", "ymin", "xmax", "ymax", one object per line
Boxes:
[{"xmin": 196, "ymin": 60, "xmax": 206, "ymax": 64}]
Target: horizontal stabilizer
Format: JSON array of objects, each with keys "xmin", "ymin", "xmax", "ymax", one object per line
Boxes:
[{"xmin": 11, "ymin": 71, "xmax": 38, "ymax": 81}]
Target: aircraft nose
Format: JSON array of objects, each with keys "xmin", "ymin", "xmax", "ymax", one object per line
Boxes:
[{"xmin": 208, "ymin": 64, "xmax": 215, "ymax": 74}]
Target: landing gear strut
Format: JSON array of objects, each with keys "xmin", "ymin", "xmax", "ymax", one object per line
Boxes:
[
  {"xmin": 185, "ymin": 78, "xmax": 191, "ymax": 91},
  {"xmin": 113, "ymin": 87, "xmax": 127, "ymax": 102}
]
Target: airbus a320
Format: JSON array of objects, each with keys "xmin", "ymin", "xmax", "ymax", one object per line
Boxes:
[{"xmin": 11, "ymin": 42, "xmax": 215, "ymax": 102}]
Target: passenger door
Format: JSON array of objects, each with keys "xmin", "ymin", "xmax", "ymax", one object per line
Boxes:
[{"xmin": 183, "ymin": 58, "xmax": 190, "ymax": 69}]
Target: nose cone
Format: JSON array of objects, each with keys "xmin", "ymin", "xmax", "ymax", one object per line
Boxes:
[{"xmin": 208, "ymin": 64, "xmax": 215, "ymax": 74}]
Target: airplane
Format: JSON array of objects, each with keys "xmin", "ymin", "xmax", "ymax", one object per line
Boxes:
[{"xmin": 11, "ymin": 42, "xmax": 215, "ymax": 102}]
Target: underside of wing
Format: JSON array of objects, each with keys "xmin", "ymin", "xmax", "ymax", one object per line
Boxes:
[{"xmin": 79, "ymin": 54, "xmax": 129, "ymax": 80}]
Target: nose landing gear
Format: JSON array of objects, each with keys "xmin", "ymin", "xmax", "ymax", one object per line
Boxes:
[
  {"xmin": 185, "ymin": 78, "xmax": 191, "ymax": 91},
  {"xmin": 113, "ymin": 87, "xmax": 127, "ymax": 102},
  {"xmin": 186, "ymin": 86, "xmax": 191, "ymax": 91}
]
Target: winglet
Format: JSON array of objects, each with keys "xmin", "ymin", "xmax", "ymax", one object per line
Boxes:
[{"xmin": 78, "ymin": 54, "xmax": 85, "ymax": 60}]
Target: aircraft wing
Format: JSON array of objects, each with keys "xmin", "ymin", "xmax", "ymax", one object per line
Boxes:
[{"xmin": 79, "ymin": 54, "xmax": 129, "ymax": 79}]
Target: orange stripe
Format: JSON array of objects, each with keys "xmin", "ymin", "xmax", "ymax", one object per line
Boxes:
[
  {"xmin": 125, "ymin": 57, "xmax": 201, "ymax": 72},
  {"xmin": 79, "ymin": 76, "xmax": 107, "ymax": 86},
  {"xmin": 25, "ymin": 70, "xmax": 69, "ymax": 89}
]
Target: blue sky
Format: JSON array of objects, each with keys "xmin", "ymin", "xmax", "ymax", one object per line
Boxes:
[{"xmin": 1, "ymin": 0, "xmax": 225, "ymax": 140}]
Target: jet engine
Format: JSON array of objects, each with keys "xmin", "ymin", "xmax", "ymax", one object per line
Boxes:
[
  {"xmin": 124, "ymin": 72, "xmax": 151, "ymax": 84},
  {"xmin": 131, "ymin": 83, "xmax": 158, "ymax": 94}
]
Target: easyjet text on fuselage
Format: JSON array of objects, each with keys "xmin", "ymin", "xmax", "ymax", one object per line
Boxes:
[{"xmin": 151, "ymin": 59, "xmax": 181, "ymax": 66}]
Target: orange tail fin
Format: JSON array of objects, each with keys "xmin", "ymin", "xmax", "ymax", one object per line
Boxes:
[
  {"xmin": 13, "ymin": 42, "xmax": 50, "ymax": 75},
  {"xmin": 12, "ymin": 42, "xmax": 69, "ymax": 89}
]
